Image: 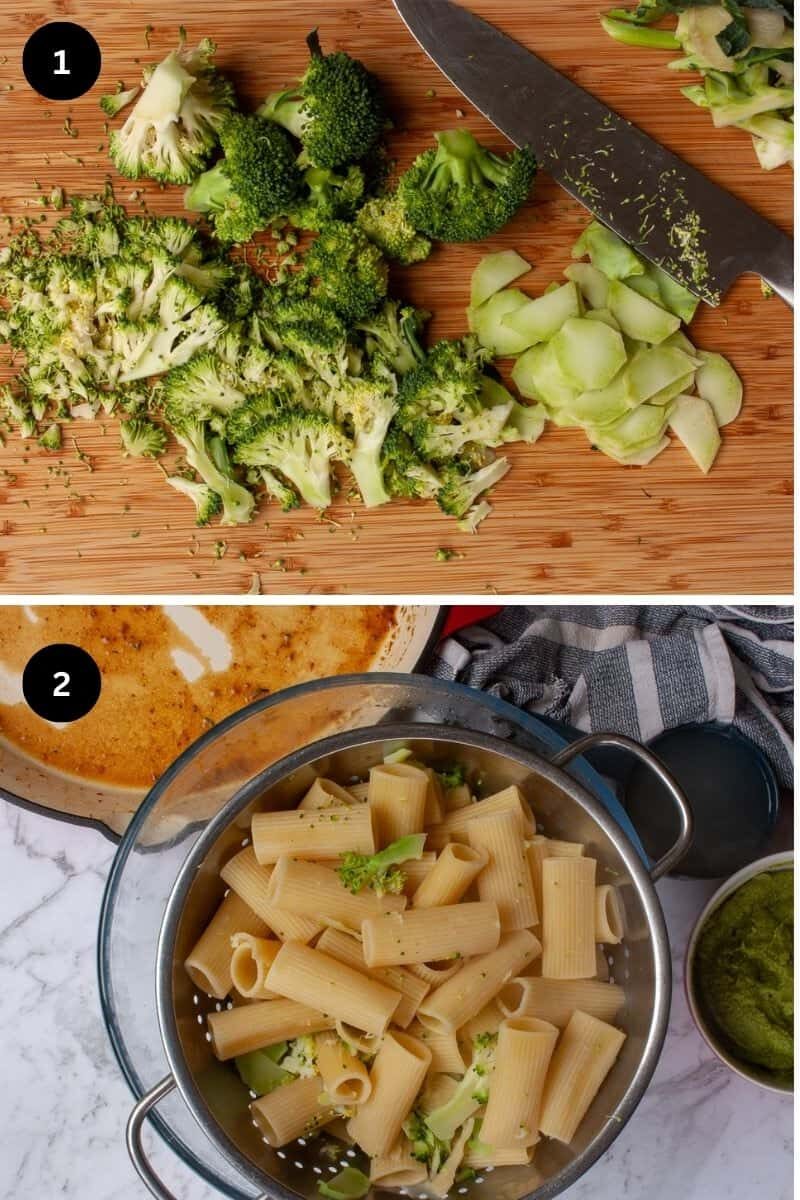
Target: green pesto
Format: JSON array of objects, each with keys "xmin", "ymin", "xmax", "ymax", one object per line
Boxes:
[{"xmin": 695, "ymin": 870, "xmax": 793, "ymax": 1074}]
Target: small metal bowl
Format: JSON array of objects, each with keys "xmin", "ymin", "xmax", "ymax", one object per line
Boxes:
[{"xmin": 685, "ymin": 852, "xmax": 794, "ymax": 1094}]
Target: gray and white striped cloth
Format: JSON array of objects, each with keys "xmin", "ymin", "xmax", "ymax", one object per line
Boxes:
[{"xmin": 430, "ymin": 606, "xmax": 793, "ymax": 789}]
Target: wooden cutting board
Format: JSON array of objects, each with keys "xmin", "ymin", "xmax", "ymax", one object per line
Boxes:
[{"xmin": 0, "ymin": 0, "xmax": 792, "ymax": 594}]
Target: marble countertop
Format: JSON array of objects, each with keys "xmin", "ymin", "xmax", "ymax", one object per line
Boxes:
[{"xmin": 0, "ymin": 799, "xmax": 793, "ymax": 1200}]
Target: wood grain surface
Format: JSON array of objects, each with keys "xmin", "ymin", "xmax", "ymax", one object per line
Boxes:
[{"xmin": 0, "ymin": 0, "xmax": 792, "ymax": 595}]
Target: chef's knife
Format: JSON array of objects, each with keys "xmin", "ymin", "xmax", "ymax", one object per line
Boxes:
[{"xmin": 392, "ymin": 0, "xmax": 793, "ymax": 307}]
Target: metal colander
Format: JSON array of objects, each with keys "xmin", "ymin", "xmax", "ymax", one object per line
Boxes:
[{"xmin": 127, "ymin": 725, "xmax": 691, "ymax": 1200}]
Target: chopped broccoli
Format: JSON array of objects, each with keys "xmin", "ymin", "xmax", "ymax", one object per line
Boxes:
[
  {"xmin": 37, "ymin": 422, "xmax": 62, "ymax": 451},
  {"xmin": 398, "ymin": 129, "xmax": 536, "ymax": 243},
  {"xmin": 233, "ymin": 408, "xmax": 350, "ymax": 509},
  {"xmin": 336, "ymin": 833, "xmax": 427, "ymax": 896},
  {"xmin": 356, "ymin": 192, "xmax": 432, "ymax": 265},
  {"xmin": 264, "ymin": 296, "xmax": 350, "ymax": 391},
  {"xmin": 289, "ymin": 164, "xmax": 366, "ymax": 231},
  {"xmin": 380, "ymin": 427, "xmax": 442, "ymax": 501},
  {"xmin": 259, "ymin": 31, "xmax": 385, "ymax": 169},
  {"xmin": 437, "ymin": 763, "xmax": 466, "ymax": 789},
  {"xmin": 457, "ymin": 500, "xmax": 493, "ymax": 533},
  {"xmin": 333, "ymin": 376, "xmax": 398, "ymax": 507},
  {"xmin": 302, "ymin": 220, "xmax": 389, "ymax": 324},
  {"xmin": 108, "ymin": 36, "xmax": 235, "ymax": 184},
  {"xmin": 317, "ymin": 1166, "xmax": 370, "ymax": 1200},
  {"xmin": 165, "ymin": 474, "xmax": 222, "ymax": 525},
  {"xmin": 120, "ymin": 416, "xmax": 167, "ymax": 457},
  {"xmin": 355, "ymin": 300, "xmax": 428, "ymax": 376},
  {"xmin": 185, "ymin": 113, "xmax": 302, "ymax": 244},
  {"xmin": 100, "ymin": 84, "xmax": 140, "ymax": 118},
  {"xmin": 162, "ymin": 351, "xmax": 250, "ymax": 427},
  {"xmin": 281, "ymin": 1034, "xmax": 318, "ymax": 1077},
  {"xmin": 403, "ymin": 1109, "xmax": 452, "ymax": 1174},
  {"xmin": 399, "ymin": 336, "xmax": 492, "ymax": 428},
  {"xmin": 257, "ymin": 467, "xmax": 301, "ymax": 511},
  {"xmin": 172, "ymin": 414, "xmax": 255, "ymax": 525},
  {"xmin": 425, "ymin": 1033, "xmax": 497, "ymax": 1142},
  {"xmin": 437, "ymin": 457, "xmax": 511, "ymax": 519}
]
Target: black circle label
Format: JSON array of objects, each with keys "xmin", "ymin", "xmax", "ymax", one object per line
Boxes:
[
  {"xmin": 22, "ymin": 22, "xmax": 101, "ymax": 102},
  {"xmin": 22, "ymin": 644, "xmax": 102, "ymax": 723}
]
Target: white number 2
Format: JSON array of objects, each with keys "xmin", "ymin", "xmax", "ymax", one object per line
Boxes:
[
  {"xmin": 53, "ymin": 49, "xmax": 70, "ymax": 76},
  {"xmin": 52, "ymin": 671, "xmax": 71, "ymax": 697}
]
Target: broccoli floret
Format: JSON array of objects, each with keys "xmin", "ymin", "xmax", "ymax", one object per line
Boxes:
[
  {"xmin": 337, "ymin": 833, "xmax": 427, "ymax": 896},
  {"xmin": 281, "ymin": 1035, "xmax": 318, "ymax": 1078},
  {"xmin": 223, "ymin": 392, "xmax": 286, "ymax": 444},
  {"xmin": 398, "ymin": 130, "xmax": 536, "ymax": 243},
  {"xmin": 109, "ymin": 36, "xmax": 235, "ymax": 184},
  {"xmin": 120, "ymin": 416, "xmax": 167, "ymax": 457},
  {"xmin": 165, "ymin": 474, "xmax": 222, "ymax": 525},
  {"xmin": 303, "ymin": 220, "xmax": 388, "ymax": 324},
  {"xmin": 115, "ymin": 279, "xmax": 226, "ymax": 382},
  {"xmin": 437, "ymin": 763, "xmax": 466, "ymax": 789},
  {"xmin": 403, "ymin": 1110, "xmax": 451, "ymax": 1174},
  {"xmin": 355, "ymin": 300, "xmax": 428, "ymax": 376},
  {"xmin": 37, "ymin": 422, "xmax": 62, "ymax": 451},
  {"xmin": 265, "ymin": 296, "xmax": 350, "ymax": 390},
  {"xmin": 259, "ymin": 30, "xmax": 385, "ymax": 169},
  {"xmin": 1, "ymin": 386, "xmax": 38, "ymax": 439},
  {"xmin": 100, "ymin": 84, "xmax": 140, "ymax": 118},
  {"xmin": 425, "ymin": 1034, "xmax": 497, "ymax": 1142},
  {"xmin": 398, "ymin": 337, "xmax": 493, "ymax": 454},
  {"xmin": 171, "ymin": 415, "xmax": 255, "ymax": 525},
  {"xmin": 380, "ymin": 427, "xmax": 442, "ymax": 501},
  {"xmin": 256, "ymin": 467, "xmax": 301, "ymax": 511},
  {"xmin": 233, "ymin": 408, "xmax": 350, "ymax": 509},
  {"xmin": 414, "ymin": 401, "xmax": 512, "ymax": 462},
  {"xmin": 185, "ymin": 113, "xmax": 302, "ymax": 244},
  {"xmin": 356, "ymin": 192, "xmax": 431, "ymax": 265},
  {"xmin": 289, "ymin": 164, "xmax": 366, "ymax": 232},
  {"xmin": 333, "ymin": 377, "xmax": 398, "ymax": 507},
  {"xmin": 437, "ymin": 457, "xmax": 511, "ymax": 519},
  {"xmin": 161, "ymin": 351, "xmax": 250, "ymax": 426}
]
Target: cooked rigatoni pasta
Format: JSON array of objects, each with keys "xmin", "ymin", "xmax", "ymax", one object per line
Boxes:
[
  {"xmin": 184, "ymin": 890, "xmax": 268, "ymax": 999},
  {"xmin": 299, "ymin": 777, "xmax": 357, "ymax": 810},
  {"xmin": 316, "ymin": 1032, "xmax": 372, "ymax": 1104},
  {"xmin": 538, "ymin": 1010, "xmax": 626, "ymax": 1142},
  {"xmin": 468, "ymin": 811, "xmax": 538, "ymax": 930},
  {"xmin": 266, "ymin": 855, "xmax": 406, "ymax": 930},
  {"xmin": 220, "ymin": 847, "xmax": 323, "ymax": 943},
  {"xmin": 412, "ymin": 842, "xmax": 488, "ymax": 908},
  {"xmin": 266, "ymin": 941, "xmax": 401, "ymax": 1036},
  {"xmin": 541, "ymin": 856, "xmax": 597, "ymax": 979},
  {"xmin": 251, "ymin": 1074, "xmax": 332, "ymax": 1146},
  {"xmin": 252, "ymin": 804, "xmax": 374, "ymax": 863},
  {"xmin": 229, "ymin": 933, "xmax": 280, "ymax": 999},
  {"xmin": 315, "ymin": 927, "xmax": 429, "ymax": 1027},
  {"xmin": 186, "ymin": 749, "xmax": 629, "ymax": 1198},
  {"xmin": 496, "ymin": 976, "xmax": 625, "ymax": 1028},
  {"xmin": 362, "ymin": 901, "xmax": 501, "ymax": 967},
  {"xmin": 417, "ymin": 929, "xmax": 541, "ymax": 1034},
  {"xmin": 480, "ymin": 1017, "xmax": 558, "ymax": 1149},
  {"xmin": 347, "ymin": 1031, "xmax": 432, "ymax": 1156},
  {"xmin": 595, "ymin": 884, "xmax": 625, "ymax": 944},
  {"xmin": 368, "ymin": 762, "xmax": 429, "ymax": 843},
  {"xmin": 208, "ymin": 997, "xmax": 334, "ymax": 1060}
]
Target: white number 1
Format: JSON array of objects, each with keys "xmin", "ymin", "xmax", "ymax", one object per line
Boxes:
[
  {"xmin": 53, "ymin": 49, "xmax": 70, "ymax": 75},
  {"xmin": 52, "ymin": 671, "xmax": 71, "ymax": 697}
]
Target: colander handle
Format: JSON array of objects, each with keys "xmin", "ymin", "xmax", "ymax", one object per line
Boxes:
[
  {"xmin": 126, "ymin": 1075, "xmax": 180, "ymax": 1200},
  {"xmin": 550, "ymin": 732, "xmax": 693, "ymax": 881}
]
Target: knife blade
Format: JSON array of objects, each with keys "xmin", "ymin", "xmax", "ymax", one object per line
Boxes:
[{"xmin": 393, "ymin": 0, "xmax": 793, "ymax": 307}]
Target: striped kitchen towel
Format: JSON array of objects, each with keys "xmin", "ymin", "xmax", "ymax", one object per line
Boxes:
[{"xmin": 430, "ymin": 606, "xmax": 793, "ymax": 788}]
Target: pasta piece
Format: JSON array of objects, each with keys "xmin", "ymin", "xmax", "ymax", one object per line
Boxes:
[
  {"xmin": 526, "ymin": 835, "xmax": 550, "ymax": 920},
  {"xmin": 267, "ymin": 941, "xmax": 401, "ymax": 1036},
  {"xmin": 250, "ymin": 1074, "xmax": 332, "ymax": 1146},
  {"xmin": 407, "ymin": 1022, "xmax": 466, "ymax": 1075},
  {"xmin": 444, "ymin": 783, "xmax": 473, "ymax": 812},
  {"xmin": 315, "ymin": 927, "xmax": 429, "ymax": 1027},
  {"xmin": 299, "ymin": 778, "xmax": 357, "ymax": 810},
  {"xmin": 412, "ymin": 843, "xmax": 488, "ymax": 908},
  {"xmin": 467, "ymin": 811, "xmax": 538, "ymax": 930},
  {"xmin": 251, "ymin": 804, "xmax": 374, "ymax": 864},
  {"xmin": 496, "ymin": 976, "xmax": 625, "ymax": 1028},
  {"xmin": 539, "ymin": 1010, "xmax": 626, "ymax": 1142},
  {"xmin": 347, "ymin": 781, "xmax": 370, "ymax": 803},
  {"xmin": 546, "ymin": 838, "xmax": 585, "ymax": 857},
  {"xmin": 207, "ymin": 997, "xmax": 334, "ymax": 1060},
  {"xmin": 367, "ymin": 763, "xmax": 429, "ymax": 844},
  {"xmin": 417, "ymin": 929, "xmax": 541, "ymax": 1034},
  {"xmin": 221, "ymin": 847, "xmax": 322, "ymax": 943},
  {"xmin": 595, "ymin": 884, "xmax": 625, "ymax": 944},
  {"xmin": 541, "ymin": 857, "xmax": 597, "ymax": 979},
  {"xmin": 369, "ymin": 1137, "xmax": 427, "ymax": 1187},
  {"xmin": 457, "ymin": 1000, "xmax": 504, "ymax": 1045},
  {"xmin": 407, "ymin": 959, "xmax": 463, "ymax": 986},
  {"xmin": 265, "ymin": 855, "xmax": 406, "ymax": 931},
  {"xmin": 229, "ymin": 933, "xmax": 280, "ymax": 1000},
  {"xmin": 480, "ymin": 1017, "xmax": 558, "ymax": 1149},
  {"xmin": 316, "ymin": 1033, "xmax": 372, "ymax": 1104},
  {"xmin": 422, "ymin": 767, "xmax": 446, "ymax": 825},
  {"xmin": 402, "ymin": 852, "xmax": 438, "ymax": 897},
  {"xmin": 361, "ymin": 901, "xmax": 501, "ymax": 968},
  {"xmin": 429, "ymin": 1117, "xmax": 475, "ymax": 1198},
  {"xmin": 427, "ymin": 786, "xmax": 534, "ymax": 850},
  {"xmin": 347, "ymin": 1031, "xmax": 432, "ymax": 1157},
  {"xmin": 184, "ymin": 890, "xmax": 268, "ymax": 999},
  {"xmin": 463, "ymin": 1145, "xmax": 534, "ymax": 1168},
  {"xmin": 596, "ymin": 947, "xmax": 611, "ymax": 982},
  {"xmin": 335, "ymin": 1021, "xmax": 382, "ymax": 1056}
]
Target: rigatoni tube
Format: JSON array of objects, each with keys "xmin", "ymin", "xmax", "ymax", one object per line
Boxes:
[
  {"xmin": 416, "ymin": 929, "xmax": 541, "ymax": 1034},
  {"xmin": 184, "ymin": 890, "xmax": 268, "ymax": 999},
  {"xmin": 265, "ymin": 855, "xmax": 406, "ymax": 931},
  {"xmin": 361, "ymin": 901, "xmax": 501, "ymax": 968},
  {"xmin": 316, "ymin": 1033, "xmax": 372, "ymax": 1104},
  {"xmin": 251, "ymin": 803, "xmax": 374, "ymax": 863},
  {"xmin": 426, "ymin": 785, "xmax": 534, "ymax": 850},
  {"xmin": 541, "ymin": 856, "xmax": 597, "ymax": 979},
  {"xmin": 496, "ymin": 976, "xmax": 625, "ymax": 1028},
  {"xmin": 467, "ymin": 810, "xmax": 538, "ymax": 930},
  {"xmin": 539, "ymin": 1009, "xmax": 626, "ymax": 1142},
  {"xmin": 229, "ymin": 933, "xmax": 280, "ymax": 999},
  {"xmin": 315, "ymin": 926, "xmax": 429, "ymax": 1027},
  {"xmin": 480, "ymin": 1017, "xmax": 558, "ymax": 1149},
  {"xmin": 412, "ymin": 842, "xmax": 488, "ymax": 908},
  {"xmin": 207, "ymin": 997, "xmax": 334, "ymax": 1060},
  {"xmin": 220, "ymin": 847, "xmax": 322, "ymax": 943},
  {"xmin": 595, "ymin": 884, "xmax": 625, "ymax": 944},
  {"xmin": 250, "ymin": 1074, "xmax": 332, "ymax": 1146},
  {"xmin": 347, "ymin": 1031, "xmax": 432, "ymax": 1156},
  {"xmin": 368, "ymin": 762, "xmax": 429, "ymax": 845},
  {"xmin": 266, "ymin": 940, "xmax": 401, "ymax": 1036}
]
